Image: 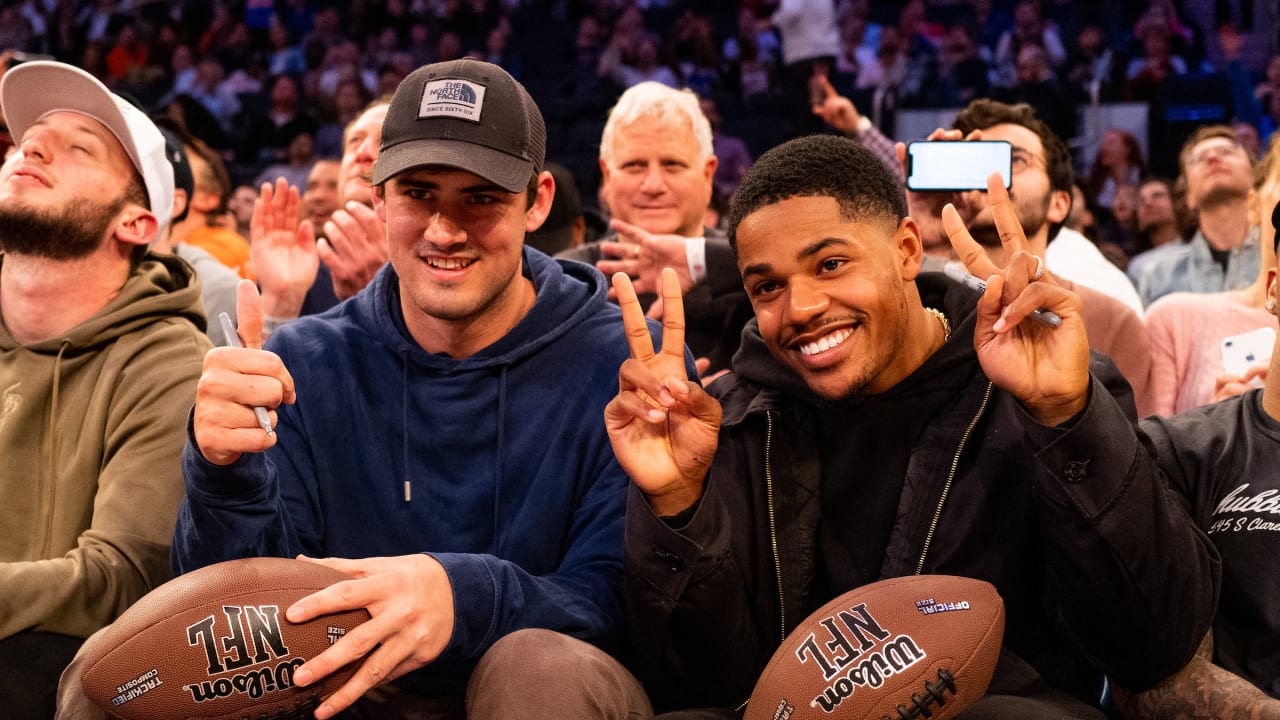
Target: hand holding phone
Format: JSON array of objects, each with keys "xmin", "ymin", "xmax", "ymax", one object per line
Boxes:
[{"xmin": 1221, "ymin": 326, "xmax": 1276, "ymax": 379}]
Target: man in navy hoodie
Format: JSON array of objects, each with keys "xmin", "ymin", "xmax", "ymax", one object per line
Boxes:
[{"xmin": 67, "ymin": 60, "xmax": 657, "ymax": 719}]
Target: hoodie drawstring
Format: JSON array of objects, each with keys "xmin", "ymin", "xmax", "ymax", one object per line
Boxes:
[
  {"xmin": 492, "ymin": 366, "xmax": 508, "ymax": 556},
  {"xmin": 42, "ymin": 340, "xmax": 71, "ymax": 556},
  {"xmin": 401, "ymin": 350, "xmax": 411, "ymax": 503}
]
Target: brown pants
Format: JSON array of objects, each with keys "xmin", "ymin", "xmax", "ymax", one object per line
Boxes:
[{"xmin": 58, "ymin": 628, "xmax": 652, "ymax": 719}]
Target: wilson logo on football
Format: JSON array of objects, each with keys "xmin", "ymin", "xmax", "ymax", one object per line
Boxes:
[
  {"xmin": 183, "ymin": 605, "xmax": 306, "ymax": 703},
  {"xmin": 793, "ymin": 603, "xmax": 927, "ymax": 713}
]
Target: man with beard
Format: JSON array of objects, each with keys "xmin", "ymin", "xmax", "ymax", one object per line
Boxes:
[
  {"xmin": 905, "ymin": 99, "xmax": 1155, "ymax": 414},
  {"xmin": 0, "ymin": 61, "xmax": 209, "ymax": 719},
  {"xmin": 1133, "ymin": 126, "xmax": 1260, "ymax": 307}
]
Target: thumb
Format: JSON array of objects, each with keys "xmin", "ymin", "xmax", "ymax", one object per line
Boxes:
[{"xmin": 235, "ymin": 279, "xmax": 266, "ymax": 349}]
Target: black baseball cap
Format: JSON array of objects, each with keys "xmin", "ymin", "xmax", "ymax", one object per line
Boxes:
[
  {"xmin": 371, "ymin": 58, "xmax": 545, "ymax": 193},
  {"xmin": 1273, "ymin": 198, "xmax": 1280, "ymax": 251}
]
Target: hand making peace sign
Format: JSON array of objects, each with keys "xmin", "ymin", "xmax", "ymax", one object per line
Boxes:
[
  {"xmin": 604, "ymin": 268, "xmax": 722, "ymax": 517},
  {"xmin": 942, "ymin": 173, "xmax": 1091, "ymax": 427}
]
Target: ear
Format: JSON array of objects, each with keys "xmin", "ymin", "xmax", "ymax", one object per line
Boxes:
[
  {"xmin": 702, "ymin": 154, "xmax": 718, "ymax": 186},
  {"xmin": 1268, "ymin": 268, "xmax": 1278, "ymax": 316},
  {"xmin": 371, "ymin": 183, "xmax": 387, "ymax": 221},
  {"xmin": 171, "ymin": 188, "xmax": 190, "ymax": 222},
  {"xmin": 113, "ymin": 205, "xmax": 159, "ymax": 247},
  {"xmin": 1047, "ymin": 188, "xmax": 1070, "ymax": 224},
  {"xmin": 598, "ymin": 156, "xmax": 612, "ymax": 187},
  {"xmin": 895, "ymin": 217, "xmax": 925, "ymax": 281},
  {"xmin": 524, "ymin": 170, "xmax": 556, "ymax": 233}
]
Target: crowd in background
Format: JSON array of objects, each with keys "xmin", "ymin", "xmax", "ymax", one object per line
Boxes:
[{"xmin": 0, "ymin": 1, "xmax": 1274, "ymax": 240}]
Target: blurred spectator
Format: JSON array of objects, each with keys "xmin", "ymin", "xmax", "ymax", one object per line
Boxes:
[
  {"xmin": 1135, "ymin": 126, "xmax": 1259, "ymax": 306},
  {"xmin": 699, "ymin": 95, "xmax": 751, "ymax": 200},
  {"xmin": 253, "ymin": 128, "xmax": 317, "ymax": 189},
  {"xmin": 1128, "ymin": 176, "xmax": 1184, "ymax": 284},
  {"xmin": 772, "ymin": 0, "xmax": 839, "ymax": 135},
  {"xmin": 266, "ymin": 16, "xmax": 307, "ymax": 77},
  {"xmin": 1086, "ymin": 129, "xmax": 1148, "ymax": 218},
  {"xmin": 151, "ymin": 126, "xmax": 241, "ymax": 346},
  {"xmin": 1132, "ymin": 0, "xmax": 1199, "ymax": 66},
  {"xmin": 317, "ymin": 40, "xmax": 376, "ymax": 97},
  {"xmin": 929, "ymin": 23, "xmax": 990, "ymax": 108},
  {"xmin": 1234, "ymin": 119, "xmax": 1263, "ymax": 160},
  {"xmin": 893, "ymin": 0, "xmax": 942, "ymax": 106},
  {"xmin": 526, "ymin": 162, "xmax": 586, "ymax": 256},
  {"xmin": 316, "ymin": 76, "xmax": 372, "ymax": 159},
  {"xmin": 671, "ymin": 10, "xmax": 720, "ymax": 97},
  {"xmin": 236, "ymin": 73, "xmax": 318, "ymax": 167},
  {"xmin": 993, "ymin": 0, "xmax": 1066, "ymax": 88},
  {"xmin": 1255, "ymin": 56, "xmax": 1280, "ymax": 119},
  {"xmin": 179, "ymin": 138, "xmax": 255, "ymax": 281},
  {"xmin": 1063, "ymin": 25, "xmax": 1116, "ymax": 102},
  {"xmin": 1000, "ymin": 43, "xmax": 1076, "ymax": 142},
  {"xmin": 183, "ymin": 58, "xmax": 241, "ymax": 127},
  {"xmin": 1125, "ymin": 27, "xmax": 1187, "ymax": 103},
  {"xmin": 105, "ymin": 23, "xmax": 147, "ymax": 82},
  {"xmin": 722, "ymin": 6, "xmax": 780, "ymax": 96},
  {"xmin": 1144, "ymin": 150, "xmax": 1279, "ymax": 416},
  {"xmin": 1066, "ymin": 182, "xmax": 1100, "ymax": 241},
  {"xmin": 1098, "ymin": 181, "xmax": 1139, "ymax": 257},
  {"xmin": 226, "ymin": 184, "xmax": 257, "ymax": 239},
  {"xmin": 301, "ymin": 158, "xmax": 341, "ymax": 241},
  {"xmin": 600, "ymin": 32, "xmax": 678, "ymax": 90}
]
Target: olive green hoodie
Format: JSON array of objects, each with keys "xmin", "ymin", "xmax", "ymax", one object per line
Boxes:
[{"xmin": 0, "ymin": 252, "xmax": 211, "ymax": 640}]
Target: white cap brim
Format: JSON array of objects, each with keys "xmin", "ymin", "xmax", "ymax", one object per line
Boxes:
[{"xmin": 1, "ymin": 61, "xmax": 173, "ymax": 230}]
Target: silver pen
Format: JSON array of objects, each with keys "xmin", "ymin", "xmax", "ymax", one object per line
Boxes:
[
  {"xmin": 216, "ymin": 312, "xmax": 276, "ymax": 437},
  {"xmin": 942, "ymin": 262, "xmax": 1062, "ymax": 328}
]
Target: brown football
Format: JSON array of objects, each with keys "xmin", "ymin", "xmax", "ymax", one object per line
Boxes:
[
  {"xmin": 744, "ymin": 575, "xmax": 1004, "ymax": 720},
  {"xmin": 81, "ymin": 557, "xmax": 371, "ymax": 720}
]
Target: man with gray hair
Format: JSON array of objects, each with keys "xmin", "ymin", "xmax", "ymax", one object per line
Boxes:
[{"xmin": 559, "ymin": 81, "xmax": 750, "ymax": 372}]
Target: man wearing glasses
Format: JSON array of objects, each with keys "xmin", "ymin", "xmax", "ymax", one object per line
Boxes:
[{"xmin": 1131, "ymin": 127, "xmax": 1260, "ymax": 307}]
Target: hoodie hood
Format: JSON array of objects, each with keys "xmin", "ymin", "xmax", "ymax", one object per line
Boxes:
[
  {"xmin": 0, "ymin": 252, "xmax": 207, "ymax": 353},
  {"xmin": 353, "ymin": 246, "xmax": 608, "ymax": 371}
]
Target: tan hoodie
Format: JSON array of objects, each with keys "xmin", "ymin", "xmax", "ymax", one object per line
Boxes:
[{"xmin": 0, "ymin": 252, "xmax": 211, "ymax": 639}]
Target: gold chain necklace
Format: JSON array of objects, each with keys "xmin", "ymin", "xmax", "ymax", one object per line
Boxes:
[{"xmin": 925, "ymin": 306, "xmax": 951, "ymax": 343}]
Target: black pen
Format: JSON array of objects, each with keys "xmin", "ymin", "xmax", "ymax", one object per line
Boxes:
[
  {"xmin": 217, "ymin": 312, "xmax": 276, "ymax": 437},
  {"xmin": 942, "ymin": 262, "xmax": 1063, "ymax": 328}
]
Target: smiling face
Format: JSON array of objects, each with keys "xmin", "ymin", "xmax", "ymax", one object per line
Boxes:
[
  {"xmin": 736, "ymin": 195, "xmax": 928, "ymax": 399},
  {"xmin": 600, "ymin": 114, "xmax": 716, "ymax": 238},
  {"xmin": 375, "ymin": 166, "xmax": 552, "ymax": 357}
]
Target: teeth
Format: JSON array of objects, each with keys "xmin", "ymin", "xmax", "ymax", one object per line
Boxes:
[
  {"xmin": 427, "ymin": 257, "xmax": 472, "ymax": 270},
  {"xmin": 800, "ymin": 328, "xmax": 853, "ymax": 356}
]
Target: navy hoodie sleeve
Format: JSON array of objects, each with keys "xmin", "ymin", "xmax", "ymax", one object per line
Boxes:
[{"xmin": 173, "ymin": 402, "xmax": 321, "ymax": 572}]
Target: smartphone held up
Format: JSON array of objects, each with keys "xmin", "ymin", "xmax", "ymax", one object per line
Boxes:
[{"xmin": 906, "ymin": 141, "xmax": 1012, "ymax": 192}]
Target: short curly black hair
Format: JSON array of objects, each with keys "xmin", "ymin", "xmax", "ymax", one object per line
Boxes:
[{"xmin": 728, "ymin": 134, "xmax": 906, "ymax": 249}]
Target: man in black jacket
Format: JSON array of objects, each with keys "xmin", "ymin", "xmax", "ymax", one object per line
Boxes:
[{"xmin": 605, "ymin": 135, "xmax": 1217, "ymax": 718}]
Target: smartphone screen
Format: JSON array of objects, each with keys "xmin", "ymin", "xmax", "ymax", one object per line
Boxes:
[{"xmin": 906, "ymin": 141, "xmax": 1012, "ymax": 192}]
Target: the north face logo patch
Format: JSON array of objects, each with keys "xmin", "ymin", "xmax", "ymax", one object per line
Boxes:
[{"xmin": 418, "ymin": 79, "xmax": 486, "ymax": 122}]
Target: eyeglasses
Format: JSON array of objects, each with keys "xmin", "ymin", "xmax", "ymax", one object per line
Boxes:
[
  {"xmin": 1010, "ymin": 149, "xmax": 1045, "ymax": 174},
  {"xmin": 1187, "ymin": 141, "xmax": 1246, "ymax": 166}
]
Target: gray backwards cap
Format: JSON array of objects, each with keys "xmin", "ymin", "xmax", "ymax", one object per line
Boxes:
[{"xmin": 371, "ymin": 59, "xmax": 546, "ymax": 193}]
